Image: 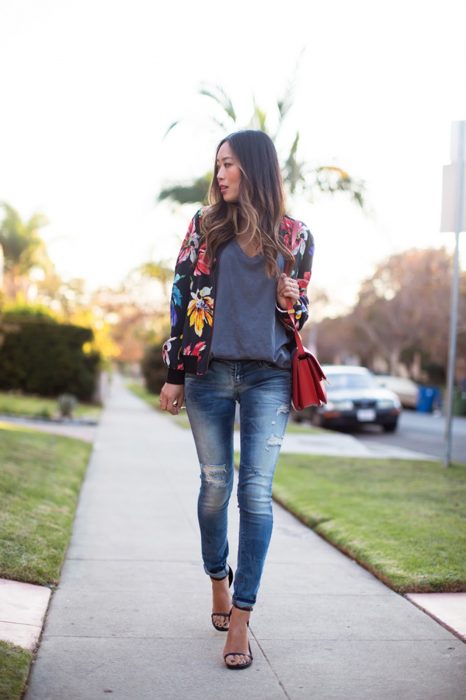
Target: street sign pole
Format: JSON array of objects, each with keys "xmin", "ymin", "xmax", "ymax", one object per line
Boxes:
[
  {"xmin": 444, "ymin": 227, "xmax": 461, "ymax": 467},
  {"xmin": 441, "ymin": 120, "xmax": 465, "ymax": 467}
]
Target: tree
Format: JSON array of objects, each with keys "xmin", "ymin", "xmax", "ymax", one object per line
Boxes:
[
  {"xmin": 316, "ymin": 247, "xmax": 466, "ymax": 382},
  {"xmin": 136, "ymin": 260, "xmax": 174, "ymax": 302},
  {"xmin": 0, "ymin": 202, "xmax": 52, "ymax": 300},
  {"xmin": 158, "ymin": 79, "xmax": 366, "ymax": 209}
]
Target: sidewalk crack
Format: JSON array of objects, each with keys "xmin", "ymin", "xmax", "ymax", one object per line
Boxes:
[{"xmin": 250, "ymin": 628, "xmax": 291, "ymax": 699}]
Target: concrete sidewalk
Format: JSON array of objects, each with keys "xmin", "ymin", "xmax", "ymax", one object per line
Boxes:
[{"xmin": 25, "ymin": 375, "xmax": 466, "ymax": 699}]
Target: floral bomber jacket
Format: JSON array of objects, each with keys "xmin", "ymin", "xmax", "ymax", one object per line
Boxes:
[{"xmin": 162, "ymin": 207, "xmax": 315, "ymax": 384}]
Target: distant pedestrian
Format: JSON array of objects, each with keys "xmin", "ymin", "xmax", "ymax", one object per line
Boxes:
[{"xmin": 160, "ymin": 129, "xmax": 315, "ymax": 669}]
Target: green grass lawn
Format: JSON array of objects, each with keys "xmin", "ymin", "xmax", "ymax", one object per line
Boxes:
[
  {"xmin": 0, "ymin": 391, "xmax": 102, "ymax": 421},
  {"xmin": 0, "ymin": 641, "xmax": 32, "ymax": 700},
  {"xmin": 0, "ymin": 422, "xmax": 93, "ymax": 700},
  {"xmin": 270, "ymin": 452, "xmax": 466, "ymax": 593},
  {"xmin": 0, "ymin": 423, "xmax": 92, "ymax": 585}
]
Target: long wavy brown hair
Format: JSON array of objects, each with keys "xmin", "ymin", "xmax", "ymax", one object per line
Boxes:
[{"xmin": 200, "ymin": 129, "xmax": 295, "ymax": 278}]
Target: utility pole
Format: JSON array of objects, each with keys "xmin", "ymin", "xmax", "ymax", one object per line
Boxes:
[{"xmin": 441, "ymin": 120, "xmax": 466, "ymax": 467}]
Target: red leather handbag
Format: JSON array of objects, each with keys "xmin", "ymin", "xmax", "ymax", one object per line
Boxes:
[{"xmin": 286, "ymin": 299, "xmax": 328, "ymax": 411}]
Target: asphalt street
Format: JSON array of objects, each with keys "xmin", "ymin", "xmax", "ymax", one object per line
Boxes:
[{"xmin": 346, "ymin": 410, "xmax": 466, "ymax": 464}]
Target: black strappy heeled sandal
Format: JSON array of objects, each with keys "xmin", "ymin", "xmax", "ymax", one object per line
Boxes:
[
  {"xmin": 223, "ymin": 609, "xmax": 253, "ymax": 670},
  {"xmin": 210, "ymin": 564, "xmax": 234, "ymax": 631}
]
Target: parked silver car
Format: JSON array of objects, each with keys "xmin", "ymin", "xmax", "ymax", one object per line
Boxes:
[
  {"xmin": 295, "ymin": 365, "xmax": 402, "ymax": 432},
  {"xmin": 375, "ymin": 374, "xmax": 419, "ymax": 409}
]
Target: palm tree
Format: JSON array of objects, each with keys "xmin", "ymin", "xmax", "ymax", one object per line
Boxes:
[
  {"xmin": 157, "ymin": 77, "xmax": 366, "ymax": 209},
  {"xmin": 137, "ymin": 260, "xmax": 174, "ymax": 301},
  {"xmin": 0, "ymin": 202, "xmax": 52, "ymax": 299}
]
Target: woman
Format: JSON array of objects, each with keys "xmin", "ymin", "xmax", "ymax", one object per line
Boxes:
[{"xmin": 160, "ymin": 129, "xmax": 314, "ymax": 669}]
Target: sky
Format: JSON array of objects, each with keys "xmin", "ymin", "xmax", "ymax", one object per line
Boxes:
[{"xmin": 1, "ymin": 0, "xmax": 465, "ymax": 315}]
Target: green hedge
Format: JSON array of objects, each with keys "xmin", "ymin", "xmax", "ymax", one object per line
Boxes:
[
  {"xmin": 0, "ymin": 319, "xmax": 100, "ymax": 401},
  {"xmin": 141, "ymin": 343, "xmax": 166, "ymax": 395}
]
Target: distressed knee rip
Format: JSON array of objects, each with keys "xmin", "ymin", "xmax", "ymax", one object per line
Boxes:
[
  {"xmin": 200, "ymin": 463, "xmax": 227, "ymax": 487},
  {"xmin": 266, "ymin": 434, "xmax": 283, "ymax": 447},
  {"xmin": 264, "ymin": 405, "xmax": 289, "ymax": 451}
]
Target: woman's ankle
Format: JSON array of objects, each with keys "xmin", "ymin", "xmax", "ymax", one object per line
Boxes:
[
  {"xmin": 229, "ymin": 605, "xmax": 251, "ymax": 624},
  {"xmin": 211, "ymin": 577, "xmax": 229, "ymax": 594}
]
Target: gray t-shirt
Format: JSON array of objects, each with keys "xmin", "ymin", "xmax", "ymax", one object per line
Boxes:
[{"xmin": 209, "ymin": 238, "xmax": 291, "ymax": 368}]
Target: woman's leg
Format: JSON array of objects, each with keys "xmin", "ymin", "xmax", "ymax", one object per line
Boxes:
[
  {"xmin": 233, "ymin": 361, "xmax": 291, "ymax": 610},
  {"xmin": 184, "ymin": 360, "xmax": 236, "ymax": 580}
]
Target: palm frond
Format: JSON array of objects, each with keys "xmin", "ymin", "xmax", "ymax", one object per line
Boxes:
[
  {"xmin": 251, "ymin": 96, "xmax": 267, "ymax": 132},
  {"xmin": 198, "ymin": 82, "xmax": 237, "ymax": 124},
  {"xmin": 314, "ymin": 166, "xmax": 366, "ymax": 208},
  {"xmin": 157, "ymin": 172, "xmax": 212, "ymax": 205},
  {"xmin": 162, "ymin": 120, "xmax": 181, "ymax": 140},
  {"xmin": 211, "ymin": 115, "xmax": 231, "ymax": 133},
  {"xmin": 283, "ymin": 131, "xmax": 305, "ymax": 194},
  {"xmin": 276, "ymin": 80, "xmax": 295, "ymax": 124}
]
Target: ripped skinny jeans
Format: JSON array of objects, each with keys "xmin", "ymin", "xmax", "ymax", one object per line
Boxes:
[{"xmin": 184, "ymin": 359, "xmax": 291, "ymax": 610}]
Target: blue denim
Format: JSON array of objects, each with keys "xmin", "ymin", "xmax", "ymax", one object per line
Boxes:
[{"xmin": 184, "ymin": 359, "xmax": 292, "ymax": 610}]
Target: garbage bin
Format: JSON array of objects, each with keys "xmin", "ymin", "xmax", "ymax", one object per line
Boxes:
[{"xmin": 416, "ymin": 386, "xmax": 441, "ymax": 413}]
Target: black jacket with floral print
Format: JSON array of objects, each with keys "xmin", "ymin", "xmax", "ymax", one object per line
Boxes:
[{"xmin": 162, "ymin": 206, "xmax": 315, "ymax": 384}]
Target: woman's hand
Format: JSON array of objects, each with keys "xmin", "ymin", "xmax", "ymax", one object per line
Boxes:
[
  {"xmin": 159, "ymin": 383, "xmax": 185, "ymax": 415},
  {"xmin": 276, "ymin": 273, "xmax": 300, "ymax": 310}
]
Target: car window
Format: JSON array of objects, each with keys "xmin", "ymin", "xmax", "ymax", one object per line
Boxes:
[{"xmin": 328, "ymin": 373, "xmax": 377, "ymax": 390}]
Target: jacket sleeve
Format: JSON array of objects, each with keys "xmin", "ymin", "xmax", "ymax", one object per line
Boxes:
[
  {"xmin": 276, "ymin": 222, "xmax": 315, "ymax": 334},
  {"xmin": 162, "ymin": 210, "xmax": 201, "ymax": 384}
]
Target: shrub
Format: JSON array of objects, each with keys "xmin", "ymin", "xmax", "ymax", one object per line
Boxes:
[
  {"xmin": 0, "ymin": 320, "xmax": 101, "ymax": 401},
  {"xmin": 141, "ymin": 343, "xmax": 166, "ymax": 395}
]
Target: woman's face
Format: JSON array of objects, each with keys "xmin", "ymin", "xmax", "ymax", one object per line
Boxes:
[{"xmin": 216, "ymin": 141, "xmax": 241, "ymax": 202}]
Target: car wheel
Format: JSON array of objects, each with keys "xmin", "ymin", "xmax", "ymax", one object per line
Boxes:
[{"xmin": 383, "ymin": 420, "xmax": 398, "ymax": 433}]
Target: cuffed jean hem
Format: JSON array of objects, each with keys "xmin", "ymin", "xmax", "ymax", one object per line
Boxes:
[
  {"xmin": 232, "ymin": 598, "xmax": 254, "ymax": 611},
  {"xmin": 204, "ymin": 563, "xmax": 229, "ymax": 580}
]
